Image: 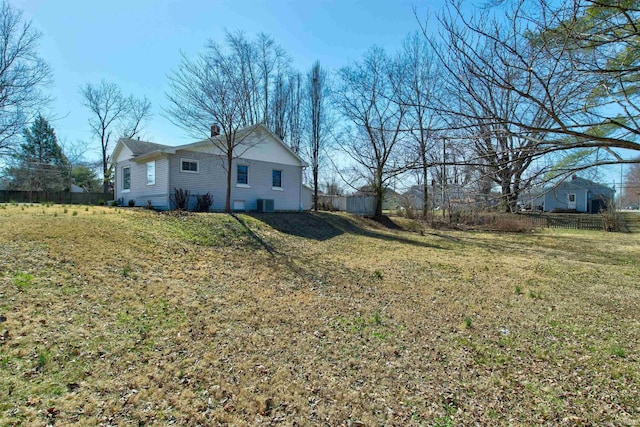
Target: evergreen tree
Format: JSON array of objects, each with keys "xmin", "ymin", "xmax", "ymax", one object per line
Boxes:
[
  {"xmin": 71, "ymin": 165, "xmax": 101, "ymax": 192},
  {"xmin": 7, "ymin": 116, "xmax": 70, "ymax": 192}
]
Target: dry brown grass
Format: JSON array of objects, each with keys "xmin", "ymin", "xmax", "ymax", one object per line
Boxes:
[{"xmin": 0, "ymin": 204, "xmax": 639, "ymax": 426}]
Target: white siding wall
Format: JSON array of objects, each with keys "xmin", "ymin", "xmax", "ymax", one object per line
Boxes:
[
  {"xmin": 187, "ymin": 127, "xmax": 304, "ymax": 166},
  {"xmin": 168, "ymin": 150, "xmax": 304, "ymax": 211},
  {"xmin": 115, "ymin": 157, "xmax": 170, "ymax": 209}
]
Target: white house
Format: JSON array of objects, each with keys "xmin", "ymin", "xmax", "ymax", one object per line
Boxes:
[{"xmin": 112, "ymin": 124, "xmax": 312, "ymax": 211}]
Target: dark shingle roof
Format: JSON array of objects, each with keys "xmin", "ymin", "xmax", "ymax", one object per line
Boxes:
[{"xmin": 121, "ymin": 138, "xmax": 170, "ymax": 156}]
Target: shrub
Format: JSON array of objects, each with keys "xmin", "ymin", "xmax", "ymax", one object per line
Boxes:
[
  {"xmin": 146, "ymin": 200, "xmax": 154, "ymax": 210},
  {"xmin": 195, "ymin": 193, "xmax": 213, "ymax": 212},
  {"xmin": 97, "ymin": 199, "xmax": 105, "ymax": 206},
  {"xmin": 172, "ymin": 188, "xmax": 190, "ymax": 211},
  {"xmin": 128, "ymin": 199, "xmax": 136, "ymax": 207},
  {"xmin": 600, "ymin": 205, "xmax": 621, "ymax": 232},
  {"xmin": 486, "ymin": 215, "xmax": 534, "ymax": 233},
  {"xmin": 405, "ymin": 207, "xmax": 416, "ymax": 219}
]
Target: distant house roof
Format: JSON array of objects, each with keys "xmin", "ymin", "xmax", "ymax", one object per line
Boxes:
[
  {"xmin": 557, "ymin": 176, "xmax": 615, "ymax": 194},
  {"xmin": 70, "ymin": 184, "xmax": 85, "ymax": 193}
]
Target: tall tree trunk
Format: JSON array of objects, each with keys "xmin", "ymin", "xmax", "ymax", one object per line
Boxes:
[
  {"xmin": 421, "ymin": 149, "xmax": 429, "ymax": 219},
  {"xmin": 225, "ymin": 150, "xmax": 233, "ymax": 212},
  {"xmin": 313, "ymin": 167, "xmax": 319, "ymax": 212},
  {"xmin": 374, "ymin": 169, "xmax": 384, "ymax": 219}
]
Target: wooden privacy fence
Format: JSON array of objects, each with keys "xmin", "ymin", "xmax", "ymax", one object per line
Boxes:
[
  {"xmin": 0, "ymin": 190, "xmax": 112, "ymax": 205},
  {"xmin": 317, "ymin": 195, "xmax": 347, "ymax": 211},
  {"xmin": 317, "ymin": 194, "xmax": 377, "ymax": 215},
  {"xmin": 346, "ymin": 195, "xmax": 376, "ymax": 215}
]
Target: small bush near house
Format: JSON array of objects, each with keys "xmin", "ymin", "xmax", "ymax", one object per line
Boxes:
[
  {"xmin": 97, "ymin": 199, "xmax": 105, "ymax": 206},
  {"xmin": 172, "ymin": 187, "xmax": 190, "ymax": 211},
  {"xmin": 195, "ymin": 193, "xmax": 214, "ymax": 212},
  {"xmin": 128, "ymin": 199, "xmax": 136, "ymax": 207},
  {"xmin": 146, "ymin": 200, "xmax": 154, "ymax": 210}
]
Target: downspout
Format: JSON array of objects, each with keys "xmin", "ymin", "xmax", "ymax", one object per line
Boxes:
[
  {"xmin": 167, "ymin": 156, "xmax": 172, "ymax": 210},
  {"xmin": 114, "ymin": 164, "xmax": 118, "ymax": 204},
  {"xmin": 299, "ymin": 166, "xmax": 304, "ymax": 212},
  {"xmin": 585, "ymin": 189, "xmax": 588, "ymax": 213}
]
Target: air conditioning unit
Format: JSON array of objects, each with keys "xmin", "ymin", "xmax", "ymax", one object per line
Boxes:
[{"xmin": 256, "ymin": 199, "xmax": 274, "ymax": 212}]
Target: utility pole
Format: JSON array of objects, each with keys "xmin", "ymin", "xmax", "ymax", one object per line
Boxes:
[{"xmin": 442, "ymin": 137, "xmax": 446, "ymax": 219}]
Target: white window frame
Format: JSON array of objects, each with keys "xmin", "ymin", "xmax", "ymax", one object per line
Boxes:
[
  {"xmin": 180, "ymin": 158, "xmax": 199, "ymax": 174},
  {"xmin": 236, "ymin": 164, "xmax": 250, "ymax": 188},
  {"xmin": 272, "ymin": 169, "xmax": 283, "ymax": 191},
  {"xmin": 122, "ymin": 165, "xmax": 131, "ymax": 193},
  {"xmin": 146, "ymin": 161, "xmax": 155, "ymax": 185}
]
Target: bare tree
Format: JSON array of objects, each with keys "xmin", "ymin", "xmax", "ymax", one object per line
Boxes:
[
  {"xmin": 425, "ymin": 1, "xmax": 591, "ymax": 211},
  {"xmin": 335, "ymin": 47, "xmax": 409, "ymax": 218},
  {"xmin": 166, "ymin": 42, "xmax": 264, "ymax": 212},
  {"xmin": 223, "ymin": 31, "xmax": 290, "ymax": 128},
  {"xmin": 306, "ymin": 61, "xmax": 331, "ymax": 211},
  {"xmin": 396, "ymin": 32, "xmax": 442, "ymax": 218},
  {"xmin": 271, "ymin": 72, "xmax": 289, "ymax": 140},
  {"xmin": 286, "ymin": 72, "xmax": 303, "ymax": 154},
  {"xmin": 433, "ymin": 0, "xmax": 640, "ymax": 175},
  {"xmin": 80, "ymin": 80, "xmax": 151, "ymax": 192},
  {"xmin": 0, "ymin": 1, "xmax": 51, "ymax": 157},
  {"xmin": 166, "ymin": 32, "xmax": 298, "ymax": 212}
]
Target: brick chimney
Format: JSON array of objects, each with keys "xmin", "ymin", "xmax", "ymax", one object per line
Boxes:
[{"xmin": 210, "ymin": 124, "xmax": 220, "ymax": 137}]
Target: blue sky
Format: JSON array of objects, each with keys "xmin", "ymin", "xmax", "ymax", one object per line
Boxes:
[
  {"xmin": 15, "ymin": 0, "xmax": 445, "ymax": 157},
  {"xmin": 11, "ymin": 0, "xmax": 629, "ymax": 189}
]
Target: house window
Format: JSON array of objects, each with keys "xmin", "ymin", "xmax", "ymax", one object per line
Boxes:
[
  {"xmin": 237, "ymin": 165, "xmax": 248, "ymax": 185},
  {"xmin": 122, "ymin": 166, "xmax": 130, "ymax": 191},
  {"xmin": 181, "ymin": 159, "xmax": 199, "ymax": 173},
  {"xmin": 272, "ymin": 170, "xmax": 282, "ymax": 188},
  {"xmin": 146, "ymin": 161, "xmax": 155, "ymax": 185}
]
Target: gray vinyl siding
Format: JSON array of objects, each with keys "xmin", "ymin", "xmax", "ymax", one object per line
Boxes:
[
  {"xmin": 544, "ymin": 188, "xmax": 587, "ymax": 212},
  {"xmin": 169, "ymin": 151, "xmax": 227, "ymax": 210},
  {"xmin": 168, "ymin": 151, "xmax": 304, "ymax": 211},
  {"xmin": 231, "ymin": 158, "xmax": 303, "ymax": 211},
  {"xmin": 115, "ymin": 157, "xmax": 170, "ymax": 209}
]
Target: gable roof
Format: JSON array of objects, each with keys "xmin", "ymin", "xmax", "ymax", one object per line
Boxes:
[
  {"xmin": 112, "ymin": 124, "xmax": 308, "ymax": 167},
  {"xmin": 558, "ymin": 176, "xmax": 614, "ymax": 193},
  {"xmin": 120, "ymin": 138, "xmax": 171, "ymax": 156},
  {"xmin": 180, "ymin": 123, "xmax": 307, "ymax": 167},
  {"xmin": 112, "ymin": 137, "xmax": 175, "ymax": 163}
]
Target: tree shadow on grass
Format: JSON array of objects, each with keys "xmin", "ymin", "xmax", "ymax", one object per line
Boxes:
[{"xmin": 244, "ymin": 211, "xmax": 446, "ymax": 250}]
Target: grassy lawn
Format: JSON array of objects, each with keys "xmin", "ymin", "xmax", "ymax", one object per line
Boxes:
[{"xmin": 0, "ymin": 203, "xmax": 639, "ymax": 426}]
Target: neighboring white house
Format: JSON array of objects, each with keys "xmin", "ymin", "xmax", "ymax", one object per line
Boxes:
[{"xmin": 112, "ymin": 124, "xmax": 311, "ymax": 211}]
